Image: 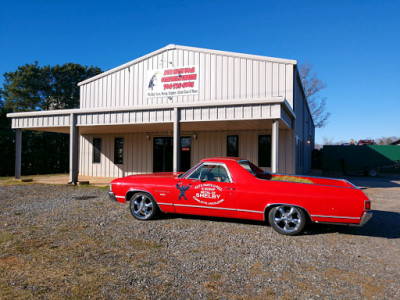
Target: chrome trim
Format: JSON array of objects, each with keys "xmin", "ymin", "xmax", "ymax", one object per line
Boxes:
[
  {"xmin": 115, "ymin": 195, "xmax": 125, "ymax": 199},
  {"xmin": 126, "ymin": 188, "xmax": 156, "ymax": 201},
  {"xmin": 173, "ymin": 204, "xmax": 264, "ymax": 214},
  {"xmin": 264, "ymin": 203, "xmax": 312, "ymax": 222},
  {"xmin": 184, "ymin": 162, "xmax": 234, "ymax": 183},
  {"xmin": 311, "ymin": 214, "xmax": 360, "ymax": 220},
  {"xmin": 157, "ymin": 202, "xmax": 174, "ymax": 206},
  {"xmin": 125, "ymin": 189, "xmax": 163, "ymax": 212},
  {"xmin": 357, "ymin": 211, "xmax": 373, "ymax": 226},
  {"xmin": 237, "ymin": 209, "xmax": 264, "ymax": 214},
  {"xmin": 108, "ymin": 191, "xmax": 117, "ymax": 202},
  {"xmin": 174, "ymin": 204, "xmax": 236, "ymax": 211}
]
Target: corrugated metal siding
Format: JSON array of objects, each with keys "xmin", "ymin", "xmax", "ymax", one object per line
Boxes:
[
  {"xmin": 77, "ymin": 109, "xmax": 173, "ymax": 126},
  {"xmin": 79, "ymin": 130, "xmax": 292, "ymax": 177},
  {"xmin": 293, "ymin": 71, "xmax": 314, "ymax": 174},
  {"xmin": 180, "ymin": 104, "xmax": 280, "ymax": 122},
  {"xmin": 80, "ymin": 48, "xmax": 294, "ymax": 110},
  {"xmin": 79, "ymin": 133, "xmax": 153, "ymax": 177},
  {"xmin": 11, "ymin": 114, "xmax": 70, "ymax": 129}
]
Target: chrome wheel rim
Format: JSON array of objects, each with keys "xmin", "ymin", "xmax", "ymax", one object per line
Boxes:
[
  {"xmin": 272, "ymin": 206, "xmax": 302, "ymax": 234},
  {"xmin": 132, "ymin": 195, "xmax": 153, "ymax": 220}
]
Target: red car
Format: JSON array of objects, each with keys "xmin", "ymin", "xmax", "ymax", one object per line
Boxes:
[{"xmin": 109, "ymin": 157, "xmax": 372, "ymax": 235}]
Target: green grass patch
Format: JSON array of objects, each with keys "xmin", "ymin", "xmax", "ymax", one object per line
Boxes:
[
  {"xmin": 0, "ymin": 232, "xmax": 14, "ymax": 245},
  {"xmin": 271, "ymin": 175, "xmax": 314, "ymax": 184}
]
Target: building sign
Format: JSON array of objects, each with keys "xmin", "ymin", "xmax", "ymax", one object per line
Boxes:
[{"xmin": 147, "ymin": 65, "xmax": 198, "ymax": 98}]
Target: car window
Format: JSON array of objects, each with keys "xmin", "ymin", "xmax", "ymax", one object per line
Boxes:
[{"xmin": 187, "ymin": 164, "xmax": 231, "ymax": 182}]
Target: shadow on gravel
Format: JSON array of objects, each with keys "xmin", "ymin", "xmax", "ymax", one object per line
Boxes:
[
  {"xmin": 74, "ymin": 195, "xmax": 98, "ymax": 200},
  {"xmin": 344, "ymin": 176, "xmax": 400, "ymax": 189},
  {"xmin": 160, "ymin": 213, "xmax": 266, "ymax": 227},
  {"xmin": 160, "ymin": 210, "xmax": 400, "ymax": 239},
  {"xmin": 305, "ymin": 210, "xmax": 400, "ymax": 239}
]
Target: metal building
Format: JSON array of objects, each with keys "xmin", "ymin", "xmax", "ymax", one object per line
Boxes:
[{"xmin": 7, "ymin": 44, "xmax": 315, "ymax": 182}]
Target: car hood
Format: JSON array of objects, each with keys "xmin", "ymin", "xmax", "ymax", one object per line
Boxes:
[{"xmin": 112, "ymin": 172, "xmax": 184, "ymax": 183}]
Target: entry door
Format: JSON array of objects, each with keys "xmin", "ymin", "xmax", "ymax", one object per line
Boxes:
[
  {"xmin": 153, "ymin": 137, "xmax": 173, "ymax": 172},
  {"xmin": 180, "ymin": 137, "xmax": 191, "ymax": 172}
]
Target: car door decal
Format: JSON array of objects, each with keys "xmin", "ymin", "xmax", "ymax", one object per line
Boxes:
[
  {"xmin": 176, "ymin": 182, "xmax": 191, "ymax": 200},
  {"xmin": 193, "ymin": 183, "xmax": 224, "ymax": 205}
]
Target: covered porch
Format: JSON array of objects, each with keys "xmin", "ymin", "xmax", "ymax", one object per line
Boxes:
[{"xmin": 8, "ymin": 97, "xmax": 295, "ymax": 183}]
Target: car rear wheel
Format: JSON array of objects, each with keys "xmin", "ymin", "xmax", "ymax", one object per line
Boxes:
[
  {"xmin": 268, "ymin": 205, "xmax": 306, "ymax": 235},
  {"xmin": 130, "ymin": 192, "xmax": 157, "ymax": 221}
]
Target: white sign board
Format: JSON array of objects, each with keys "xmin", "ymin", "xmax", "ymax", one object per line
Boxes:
[{"xmin": 147, "ymin": 65, "xmax": 198, "ymax": 98}]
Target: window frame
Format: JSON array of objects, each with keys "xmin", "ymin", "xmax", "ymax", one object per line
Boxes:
[{"xmin": 185, "ymin": 162, "xmax": 233, "ymax": 183}]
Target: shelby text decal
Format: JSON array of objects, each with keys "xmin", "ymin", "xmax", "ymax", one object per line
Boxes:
[
  {"xmin": 147, "ymin": 65, "xmax": 198, "ymax": 98},
  {"xmin": 193, "ymin": 183, "xmax": 224, "ymax": 206}
]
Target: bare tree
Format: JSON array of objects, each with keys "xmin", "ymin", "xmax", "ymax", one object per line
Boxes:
[{"xmin": 299, "ymin": 62, "xmax": 331, "ymax": 128}]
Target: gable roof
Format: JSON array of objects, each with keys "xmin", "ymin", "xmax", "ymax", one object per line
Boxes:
[{"xmin": 78, "ymin": 44, "xmax": 297, "ymax": 86}]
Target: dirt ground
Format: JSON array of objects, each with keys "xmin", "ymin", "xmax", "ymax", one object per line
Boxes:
[{"xmin": 0, "ymin": 175, "xmax": 399, "ymax": 299}]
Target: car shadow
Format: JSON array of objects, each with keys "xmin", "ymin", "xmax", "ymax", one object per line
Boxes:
[
  {"xmin": 159, "ymin": 213, "xmax": 266, "ymax": 227},
  {"xmin": 344, "ymin": 176, "xmax": 400, "ymax": 189},
  {"xmin": 159, "ymin": 210, "xmax": 400, "ymax": 239},
  {"xmin": 304, "ymin": 210, "xmax": 400, "ymax": 239}
]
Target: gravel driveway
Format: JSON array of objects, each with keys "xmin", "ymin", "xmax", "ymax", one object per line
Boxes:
[{"xmin": 0, "ymin": 178, "xmax": 399, "ymax": 299}]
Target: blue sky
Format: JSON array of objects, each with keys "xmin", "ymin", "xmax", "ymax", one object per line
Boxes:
[{"xmin": 1, "ymin": 0, "xmax": 399, "ymax": 144}]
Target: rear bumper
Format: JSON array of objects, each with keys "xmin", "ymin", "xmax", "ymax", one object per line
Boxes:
[
  {"xmin": 108, "ymin": 191, "xmax": 117, "ymax": 202},
  {"xmin": 358, "ymin": 211, "xmax": 373, "ymax": 227}
]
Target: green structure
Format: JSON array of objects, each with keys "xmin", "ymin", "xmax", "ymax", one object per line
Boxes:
[{"xmin": 322, "ymin": 145, "xmax": 400, "ymax": 174}]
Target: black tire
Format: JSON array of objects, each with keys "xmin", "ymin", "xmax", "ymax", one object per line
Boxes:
[
  {"xmin": 268, "ymin": 205, "xmax": 306, "ymax": 235},
  {"xmin": 129, "ymin": 192, "xmax": 158, "ymax": 221}
]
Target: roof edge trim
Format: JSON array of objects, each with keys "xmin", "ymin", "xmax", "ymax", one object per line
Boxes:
[{"xmin": 78, "ymin": 44, "xmax": 175, "ymax": 86}]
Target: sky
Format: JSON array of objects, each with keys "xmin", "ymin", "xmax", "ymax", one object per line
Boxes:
[{"xmin": 1, "ymin": 0, "xmax": 399, "ymax": 144}]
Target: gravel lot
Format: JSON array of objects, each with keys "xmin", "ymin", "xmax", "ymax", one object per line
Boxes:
[{"xmin": 0, "ymin": 177, "xmax": 399, "ymax": 299}]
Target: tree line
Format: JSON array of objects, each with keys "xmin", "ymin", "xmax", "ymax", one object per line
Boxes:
[{"xmin": 0, "ymin": 62, "xmax": 102, "ymax": 176}]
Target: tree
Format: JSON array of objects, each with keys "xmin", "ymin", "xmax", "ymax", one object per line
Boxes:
[
  {"xmin": 3, "ymin": 62, "xmax": 102, "ymax": 112},
  {"xmin": 299, "ymin": 62, "xmax": 330, "ymax": 128},
  {"xmin": 0, "ymin": 62, "xmax": 102, "ymax": 176}
]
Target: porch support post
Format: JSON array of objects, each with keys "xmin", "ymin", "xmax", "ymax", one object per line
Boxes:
[
  {"xmin": 15, "ymin": 129, "xmax": 22, "ymax": 179},
  {"xmin": 173, "ymin": 107, "xmax": 181, "ymax": 172},
  {"xmin": 271, "ymin": 119, "xmax": 279, "ymax": 173},
  {"xmin": 69, "ymin": 113, "xmax": 79, "ymax": 184}
]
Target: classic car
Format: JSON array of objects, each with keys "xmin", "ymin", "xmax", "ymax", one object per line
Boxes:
[{"xmin": 108, "ymin": 157, "xmax": 372, "ymax": 235}]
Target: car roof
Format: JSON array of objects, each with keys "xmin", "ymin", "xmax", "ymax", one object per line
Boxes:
[{"xmin": 201, "ymin": 157, "xmax": 245, "ymax": 163}]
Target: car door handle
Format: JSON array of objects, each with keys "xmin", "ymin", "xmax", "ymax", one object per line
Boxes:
[{"xmin": 225, "ymin": 187, "xmax": 235, "ymax": 190}]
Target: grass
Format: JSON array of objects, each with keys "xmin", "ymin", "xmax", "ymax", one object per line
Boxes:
[{"xmin": 271, "ymin": 175, "xmax": 314, "ymax": 184}]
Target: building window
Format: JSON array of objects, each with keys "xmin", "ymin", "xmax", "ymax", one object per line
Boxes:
[
  {"xmin": 114, "ymin": 138, "xmax": 123, "ymax": 164},
  {"xmin": 258, "ymin": 135, "xmax": 271, "ymax": 167},
  {"xmin": 93, "ymin": 138, "xmax": 101, "ymax": 163},
  {"xmin": 227, "ymin": 135, "xmax": 239, "ymax": 157}
]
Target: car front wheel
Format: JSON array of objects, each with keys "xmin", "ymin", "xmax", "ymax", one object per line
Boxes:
[
  {"xmin": 130, "ymin": 192, "xmax": 157, "ymax": 221},
  {"xmin": 268, "ymin": 205, "xmax": 306, "ymax": 235}
]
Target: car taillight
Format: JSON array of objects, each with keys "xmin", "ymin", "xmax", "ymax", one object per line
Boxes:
[{"xmin": 365, "ymin": 200, "xmax": 371, "ymax": 210}]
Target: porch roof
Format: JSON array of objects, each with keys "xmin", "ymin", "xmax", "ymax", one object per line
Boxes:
[{"xmin": 7, "ymin": 97, "xmax": 295, "ymax": 133}]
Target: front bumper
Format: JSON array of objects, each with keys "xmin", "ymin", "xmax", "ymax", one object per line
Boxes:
[{"xmin": 108, "ymin": 191, "xmax": 117, "ymax": 202}]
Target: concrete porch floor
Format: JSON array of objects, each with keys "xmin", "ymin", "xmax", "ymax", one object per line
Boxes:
[{"xmin": 18, "ymin": 174, "xmax": 116, "ymax": 186}]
